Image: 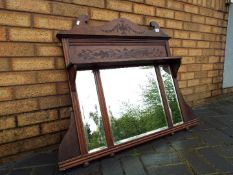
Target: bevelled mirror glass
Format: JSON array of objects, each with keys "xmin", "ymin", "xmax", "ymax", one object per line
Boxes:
[
  {"xmin": 76, "ymin": 70, "xmax": 107, "ymax": 152},
  {"xmin": 160, "ymin": 65, "xmax": 183, "ymax": 125},
  {"xmin": 75, "ymin": 66, "xmax": 184, "ymax": 151},
  {"xmin": 100, "ymin": 66, "xmax": 168, "ymax": 144}
]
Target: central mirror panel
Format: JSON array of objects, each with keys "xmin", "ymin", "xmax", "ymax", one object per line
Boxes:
[
  {"xmin": 76, "ymin": 70, "xmax": 107, "ymax": 152},
  {"xmin": 100, "ymin": 66, "xmax": 168, "ymax": 144}
]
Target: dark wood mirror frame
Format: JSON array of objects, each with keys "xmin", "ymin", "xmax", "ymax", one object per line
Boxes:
[{"xmin": 57, "ymin": 15, "xmax": 198, "ymax": 171}]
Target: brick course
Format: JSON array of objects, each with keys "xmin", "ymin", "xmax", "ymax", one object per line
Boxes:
[
  {"xmin": 0, "ymin": 10, "xmax": 31, "ymax": 27},
  {"xmin": 9, "ymin": 28, "xmax": 53, "ymax": 42},
  {"xmin": 11, "ymin": 57, "xmax": 55, "ymax": 71},
  {"xmin": 17, "ymin": 110, "xmax": 58, "ymax": 126},
  {"xmin": 5, "ymin": 0, "xmax": 51, "ymax": 14},
  {"xmin": 0, "ymin": 0, "xmax": 230, "ymax": 161}
]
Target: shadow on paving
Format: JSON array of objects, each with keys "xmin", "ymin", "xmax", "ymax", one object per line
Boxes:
[{"xmin": 1, "ymin": 96, "xmax": 233, "ymax": 175}]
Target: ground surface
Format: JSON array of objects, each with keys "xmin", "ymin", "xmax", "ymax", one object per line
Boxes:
[{"xmin": 1, "ymin": 96, "xmax": 233, "ymax": 175}]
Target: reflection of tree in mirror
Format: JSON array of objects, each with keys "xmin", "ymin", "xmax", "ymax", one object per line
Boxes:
[
  {"xmin": 161, "ymin": 66, "xmax": 182, "ymax": 124},
  {"xmin": 83, "ymin": 67, "xmax": 182, "ymax": 149},
  {"xmin": 83, "ymin": 105, "xmax": 106, "ymax": 151},
  {"xmin": 109, "ymin": 73, "xmax": 167, "ymax": 143}
]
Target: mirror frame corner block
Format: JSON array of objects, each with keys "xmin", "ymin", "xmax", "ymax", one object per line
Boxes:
[{"xmin": 57, "ymin": 15, "xmax": 198, "ymax": 171}]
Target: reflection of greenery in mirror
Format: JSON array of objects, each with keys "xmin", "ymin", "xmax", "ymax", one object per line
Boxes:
[
  {"xmin": 160, "ymin": 65, "xmax": 183, "ymax": 124},
  {"xmin": 100, "ymin": 66, "xmax": 167, "ymax": 144},
  {"xmin": 75, "ymin": 70, "xmax": 107, "ymax": 152}
]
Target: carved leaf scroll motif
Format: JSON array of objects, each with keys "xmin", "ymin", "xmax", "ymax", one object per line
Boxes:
[{"xmin": 78, "ymin": 47, "xmax": 166, "ymax": 60}]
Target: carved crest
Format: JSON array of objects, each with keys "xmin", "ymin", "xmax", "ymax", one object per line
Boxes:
[
  {"xmin": 101, "ymin": 19, "xmax": 145, "ymax": 35},
  {"xmin": 57, "ymin": 15, "xmax": 169, "ymax": 39}
]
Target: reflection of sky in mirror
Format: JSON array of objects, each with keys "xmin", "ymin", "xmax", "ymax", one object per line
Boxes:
[
  {"xmin": 76, "ymin": 70, "xmax": 100, "ymax": 133},
  {"xmin": 160, "ymin": 66, "xmax": 168, "ymax": 77},
  {"xmin": 100, "ymin": 66, "xmax": 155, "ymax": 118},
  {"xmin": 75, "ymin": 67, "xmax": 164, "ymax": 133}
]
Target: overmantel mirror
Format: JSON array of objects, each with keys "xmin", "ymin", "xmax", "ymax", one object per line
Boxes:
[{"xmin": 57, "ymin": 15, "xmax": 198, "ymax": 170}]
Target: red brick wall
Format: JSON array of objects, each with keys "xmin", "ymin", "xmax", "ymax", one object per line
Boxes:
[{"xmin": 0, "ymin": 0, "xmax": 230, "ymax": 162}]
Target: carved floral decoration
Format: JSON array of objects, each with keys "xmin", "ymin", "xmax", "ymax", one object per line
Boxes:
[
  {"xmin": 78, "ymin": 47, "xmax": 166, "ymax": 60},
  {"xmin": 101, "ymin": 19, "xmax": 145, "ymax": 35}
]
